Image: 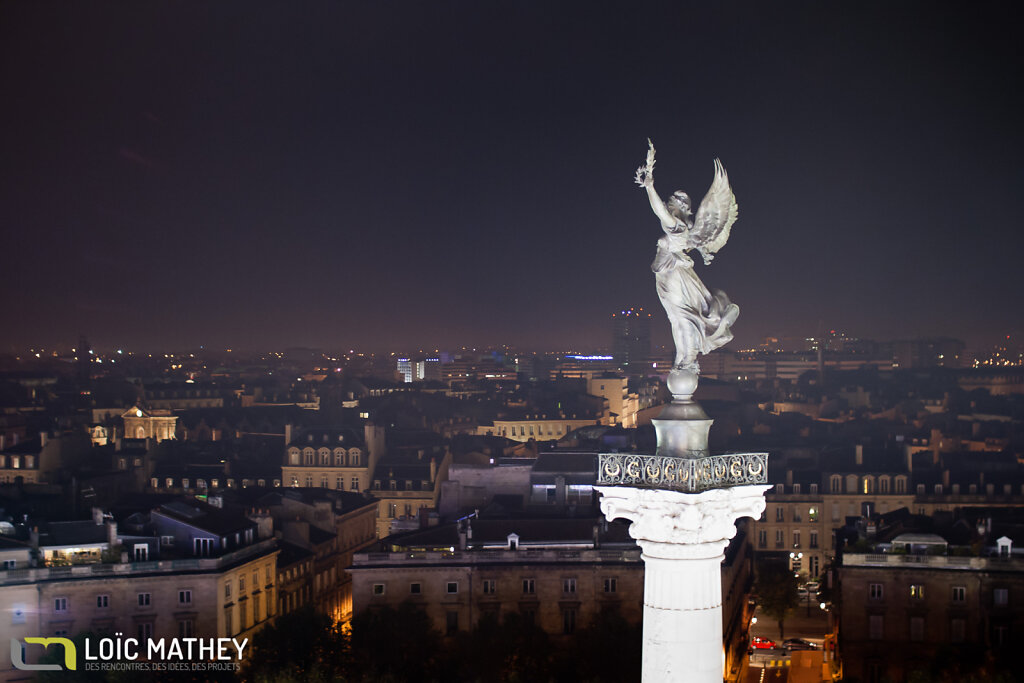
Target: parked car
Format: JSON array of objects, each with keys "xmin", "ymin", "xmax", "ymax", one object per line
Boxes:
[
  {"xmin": 751, "ymin": 637, "xmax": 776, "ymax": 650},
  {"xmin": 783, "ymin": 638, "xmax": 820, "ymax": 651},
  {"xmin": 804, "ymin": 581, "xmax": 821, "ymax": 593}
]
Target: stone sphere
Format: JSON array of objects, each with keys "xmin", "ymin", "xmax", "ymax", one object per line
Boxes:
[{"xmin": 666, "ymin": 368, "xmax": 698, "ymax": 398}]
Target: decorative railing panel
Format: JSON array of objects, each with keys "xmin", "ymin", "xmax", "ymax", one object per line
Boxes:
[{"xmin": 597, "ymin": 452, "xmax": 768, "ymax": 493}]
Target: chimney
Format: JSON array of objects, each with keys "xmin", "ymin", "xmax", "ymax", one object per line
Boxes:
[
  {"xmin": 92, "ymin": 507, "xmax": 104, "ymax": 525},
  {"xmin": 855, "ymin": 444, "xmax": 864, "ymax": 466},
  {"xmin": 905, "ymin": 444, "xmax": 913, "ymax": 473},
  {"xmin": 40, "ymin": 431, "xmax": 49, "ymax": 448},
  {"xmin": 786, "ymin": 470, "xmax": 793, "ymax": 487},
  {"xmin": 106, "ymin": 519, "xmax": 118, "ymax": 548},
  {"xmin": 430, "ymin": 457, "xmax": 438, "ymax": 483},
  {"xmin": 284, "ymin": 423, "xmax": 293, "ymax": 445}
]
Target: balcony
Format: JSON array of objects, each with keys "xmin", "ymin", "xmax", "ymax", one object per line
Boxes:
[{"xmin": 0, "ymin": 538, "xmax": 278, "ymax": 586}]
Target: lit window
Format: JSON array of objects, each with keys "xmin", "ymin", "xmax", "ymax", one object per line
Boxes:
[{"xmin": 910, "ymin": 584, "xmax": 924, "ymax": 600}]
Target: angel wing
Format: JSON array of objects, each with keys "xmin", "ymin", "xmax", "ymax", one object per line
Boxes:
[{"xmin": 687, "ymin": 158, "xmax": 738, "ymax": 264}]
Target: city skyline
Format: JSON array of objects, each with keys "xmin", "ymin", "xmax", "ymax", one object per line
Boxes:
[{"xmin": 2, "ymin": 3, "xmax": 1022, "ymax": 353}]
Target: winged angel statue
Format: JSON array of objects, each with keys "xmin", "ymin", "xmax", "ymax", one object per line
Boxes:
[{"xmin": 635, "ymin": 140, "xmax": 739, "ymax": 384}]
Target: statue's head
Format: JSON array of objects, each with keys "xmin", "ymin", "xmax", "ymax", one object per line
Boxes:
[{"xmin": 668, "ymin": 191, "xmax": 691, "ymax": 219}]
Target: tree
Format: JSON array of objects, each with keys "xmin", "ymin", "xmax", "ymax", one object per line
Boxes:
[
  {"xmin": 755, "ymin": 559, "xmax": 799, "ymax": 642},
  {"xmin": 242, "ymin": 605, "xmax": 349, "ymax": 682},
  {"xmin": 350, "ymin": 602, "xmax": 442, "ymax": 681}
]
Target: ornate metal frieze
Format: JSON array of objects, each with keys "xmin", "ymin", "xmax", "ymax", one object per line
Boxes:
[{"xmin": 597, "ymin": 452, "xmax": 768, "ymax": 493}]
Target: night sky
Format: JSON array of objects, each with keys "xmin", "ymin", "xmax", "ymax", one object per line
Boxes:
[{"xmin": 2, "ymin": 2, "xmax": 1022, "ymax": 353}]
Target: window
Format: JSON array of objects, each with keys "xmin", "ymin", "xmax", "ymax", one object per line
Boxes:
[
  {"xmin": 137, "ymin": 622, "xmax": 153, "ymax": 640},
  {"xmin": 54, "ymin": 597, "xmax": 68, "ymax": 612},
  {"xmin": 563, "ymin": 578, "xmax": 577, "ymax": 594},
  {"xmin": 952, "ymin": 586, "xmax": 966, "ymax": 603},
  {"xmin": 446, "ymin": 582, "xmax": 459, "ymax": 594},
  {"xmin": 446, "ymin": 611, "xmax": 459, "ymax": 636},
  {"xmin": 562, "ymin": 608, "xmax": 577, "ymax": 634},
  {"xmin": 225, "ymin": 581, "xmax": 232, "ymax": 600},
  {"xmin": 373, "ymin": 584, "xmax": 385, "ymax": 595},
  {"xmin": 351, "ymin": 477, "xmax": 359, "ymax": 491},
  {"xmin": 138, "ymin": 593, "xmax": 151, "ymax": 607},
  {"xmin": 410, "ymin": 583, "xmax": 421, "ymax": 595},
  {"xmin": 869, "ymin": 583, "xmax": 883, "ymax": 600},
  {"xmin": 604, "ymin": 578, "xmax": 617, "ymax": 593},
  {"xmin": 809, "ymin": 530, "xmax": 818, "ymax": 549},
  {"xmin": 775, "ymin": 530, "xmax": 784, "ymax": 548},
  {"xmin": 869, "ymin": 615, "xmax": 884, "ymax": 640},
  {"xmin": 830, "ymin": 475, "xmax": 841, "ymax": 493},
  {"xmin": 96, "ymin": 595, "xmax": 109, "ymax": 608},
  {"xmin": 522, "ymin": 578, "xmax": 535, "ymax": 594},
  {"xmin": 482, "ymin": 579, "xmax": 496, "ymax": 595},
  {"xmin": 792, "ymin": 508, "xmax": 802, "ymax": 522},
  {"xmin": 239, "ymin": 575, "xmax": 246, "ymax": 593},
  {"xmin": 792, "ymin": 531, "xmax": 801, "ymax": 548},
  {"xmin": 880, "ymin": 477, "xmax": 890, "ymax": 494},
  {"xmin": 792, "ymin": 483, "xmax": 801, "ymax": 494},
  {"xmin": 758, "ymin": 530, "xmax": 767, "ymax": 548},
  {"xmin": 994, "ymin": 588, "xmax": 1009, "ymax": 606},
  {"xmin": 775, "ymin": 507, "xmax": 784, "ymax": 522},
  {"xmin": 916, "ymin": 484, "xmax": 925, "ymax": 495},
  {"xmin": 951, "ymin": 618, "xmax": 965, "ymax": 643},
  {"xmin": 910, "ymin": 584, "xmax": 924, "ymax": 600},
  {"xmin": 134, "ymin": 544, "xmax": 148, "ymax": 561},
  {"xmin": 195, "ymin": 538, "xmax": 213, "ymax": 557},
  {"xmin": 336, "ymin": 476, "xmax": 343, "ymax": 490},
  {"xmin": 809, "ymin": 483, "xmax": 818, "ymax": 495},
  {"xmin": 179, "ymin": 619, "xmax": 195, "ymax": 637},
  {"xmin": 240, "ymin": 601, "xmax": 249, "ymax": 629},
  {"xmin": 3, "ymin": 559, "xmax": 16, "ymax": 569},
  {"xmin": 910, "ymin": 617, "xmax": 924, "ymax": 642},
  {"xmin": 895, "ymin": 478, "xmax": 906, "ymax": 494},
  {"xmin": 179, "ymin": 590, "xmax": 192, "ymax": 605}
]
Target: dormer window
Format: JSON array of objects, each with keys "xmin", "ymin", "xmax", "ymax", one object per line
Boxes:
[{"xmin": 792, "ymin": 484, "xmax": 801, "ymax": 494}]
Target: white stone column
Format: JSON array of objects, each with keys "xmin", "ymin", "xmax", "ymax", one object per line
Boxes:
[{"xmin": 597, "ymin": 484, "xmax": 770, "ymax": 683}]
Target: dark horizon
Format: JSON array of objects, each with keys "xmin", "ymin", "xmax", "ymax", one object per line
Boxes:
[{"xmin": 3, "ymin": 2, "xmax": 1022, "ymax": 353}]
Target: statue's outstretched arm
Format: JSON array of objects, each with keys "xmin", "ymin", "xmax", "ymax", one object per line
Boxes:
[{"xmin": 645, "ymin": 183, "xmax": 678, "ymax": 231}]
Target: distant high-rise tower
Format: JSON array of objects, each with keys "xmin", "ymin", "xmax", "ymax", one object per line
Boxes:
[{"xmin": 611, "ymin": 307, "xmax": 651, "ymax": 367}]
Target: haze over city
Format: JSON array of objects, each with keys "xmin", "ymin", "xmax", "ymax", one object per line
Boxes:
[{"xmin": 2, "ymin": 2, "xmax": 1023, "ymax": 353}]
